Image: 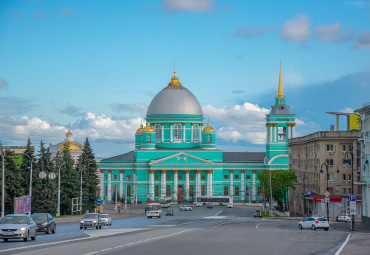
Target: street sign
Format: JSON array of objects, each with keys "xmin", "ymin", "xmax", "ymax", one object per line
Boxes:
[
  {"xmin": 350, "ymin": 207, "xmax": 357, "ymax": 215},
  {"xmin": 306, "ymin": 190, "xmax": 311, "ymax": 195},
  {"xmin": 325, "ymin": 197, "xmax": 330, "ymax": 203},
  {"xmin": 349, "ymin": 195, "xmax": 356, "ymax": 202},
  {"xmin": 96, "ymin": 197, "xmax": 103, "ymax": 206},
  {"xmin": 324, "ymin": 191, "xmax": 330, "ymax": 197}
]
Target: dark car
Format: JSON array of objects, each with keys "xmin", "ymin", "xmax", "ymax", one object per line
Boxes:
[
  {"xmin": 254, "ymin": 209, "xmax": 262, "ymax": 218},
  {"xmin": 165, "ymin": 210, "xmax": 174, "ymax": 216},
  {"xmin": 207, "ymin": 202, "xmax": 214, "ymax": 209},
  {"xmin": 31, "ymin": 213, "xmax": 56, "ymax": 234}
]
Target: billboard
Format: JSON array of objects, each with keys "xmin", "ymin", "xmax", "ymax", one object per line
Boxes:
[
  {"xmin": 14, "ymin": 195, "xmax": 31, "ymax": 214},
  {"xmin": 349, "ymin": 114, "xmax": 360, "ymax": 130}
]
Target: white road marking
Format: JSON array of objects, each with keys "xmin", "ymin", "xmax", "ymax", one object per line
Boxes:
[
  {"xmin": 85, "ymin": 228, "xmax": 146, "ymax": 238},
  {"xmin": 256, "ymin": 224, "xmax": 259, "ymax": 229},
  {"xmin": 213, "ymin": 222, "xmax": 227, "ymax": 228},
  {"xmin": 215, "ymin": 210, "xmax": 223, "ymax": 216},
  {"xmin": 203, "ymin": 216, "xmax": 228, "ymax": 219},
  {"xmin": 335, "ymin": 234, "xmax": 351, "ymax": 255},
  {"xmin": 83, "ymin": 229, "xmax": 193, "ymax": 255}
]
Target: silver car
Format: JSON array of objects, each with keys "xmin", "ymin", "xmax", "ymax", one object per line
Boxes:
[
  {"xmin": 80, "ymin": 213, "xmax": 102, "ymax": 230},
  {"xmin": 100, "ymin": 214, "xmax": 112, "ymax": 226},
  {"xmin": 0, "ymin": 214, "xmax": 37, "ymax": 242},
  {"xmin": 179, "ymin": 205, "xmax": 193, "ymax": 211}
]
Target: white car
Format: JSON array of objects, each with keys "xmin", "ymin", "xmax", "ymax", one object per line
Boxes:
[
  {"xmin": 100, "ymin": 214, "xmax": 112, "ymax": 226},
  {"xmin": 336, "ymin": 214, "xmax": 351, "ymax": 222},
  {"xmin": 298, "ymin": 217, "xmax": 329, "ymax": 231},
  {"xmin": 227, "ymin": 203, "xmax": 233, "ymax": 208},
  {"xmin": 196, "ymin": 202, "xmax": 203, "ymax": 207},
  {"xmin": 180, "ymin": 205, "xmax": 193, "ymax": 211}
]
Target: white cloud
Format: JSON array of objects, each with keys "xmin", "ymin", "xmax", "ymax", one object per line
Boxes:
[
  {"xmin": 338, "ymin": 107, "xmax": 355, "ymax": 113},
  {"xmin": 354, "ymin": 31, "xmax": 370, "ymax": 49},
  {"xmin": 0, "ymin": 77, "xmax": 8, "ymax": 88},
  {"xmin": 280, "ymin": 14, "xmax": 310, "ymax": 41},
  {"xmin": 315, "ymin": 22, "xmax": 355, "ymax": 42},
  {"xmin": 161, "ymin": 0, "xmax": 215, "ymax": 13}
]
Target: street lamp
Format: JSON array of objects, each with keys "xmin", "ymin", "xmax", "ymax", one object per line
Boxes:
[
  {"xmin": 56, "ymin": 162, "xmax": 64, "ymax": 217},
  {"xmin": 23, "ymin": 153, "xmax": 35, "ymax": 215},
  {"xmin": 345, "ymin": 150, "xmax": 355, "ymax": 231},
  {"xmin": 0, "ymin": 144, "xmax": 5, "ymax": 218},
  {"xmin": 320, "ymin": 161, "xmax": 329, "ymax": 221}
]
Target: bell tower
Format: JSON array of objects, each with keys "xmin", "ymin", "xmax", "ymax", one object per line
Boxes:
[{"xmin": 265, "ymin": 64, "xmax": 296, "ymax": 170}]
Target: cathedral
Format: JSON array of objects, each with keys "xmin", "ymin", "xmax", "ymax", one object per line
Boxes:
[{"xmin": 98, "ymin": 67, "xmax": 295, "ymax": 203}]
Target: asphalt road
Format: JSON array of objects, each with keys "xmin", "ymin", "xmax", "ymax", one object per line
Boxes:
[{"xmin": 0, "ymin": 206, "xmax": 353, "ymax": 255}]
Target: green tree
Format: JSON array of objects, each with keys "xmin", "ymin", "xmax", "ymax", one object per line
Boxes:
[
  {"xmin": 0, "ymin": 149, "xmax": 25, "ymax": 214},
  {"xmin": 20, "ymin": 138, "xmax": 35, "ymax": 198},
  {"xmin": 258, "ymin": 169, "xmax": 297, "ymax": 212},
  {"xmin": 32, "ymin": 141, "xmax": 58, "ymax": 214},
  {"xmin": 77, "ymin": 138, "xmax": 98, "ymax": 213},
  {"xmin": 57, "ymin": 143, "xmax": 79, "ymax": 215}
]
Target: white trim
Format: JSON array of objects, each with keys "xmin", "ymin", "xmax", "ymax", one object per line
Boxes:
[{"xmin": 267, "ymin": 154, "xmax": 289, "ymax": 165}]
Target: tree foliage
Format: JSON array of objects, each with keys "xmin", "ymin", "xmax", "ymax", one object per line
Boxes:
[
  {"xmin": 258, "ymin": 169, "xmax": 297, "ymax": 212},
  {"xmin": 77, "ymin": 138, "xmax": 98, "ymax": 213}
]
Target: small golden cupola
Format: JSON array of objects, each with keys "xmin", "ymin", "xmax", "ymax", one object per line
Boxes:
[
  {"xmin": 168, "ymin": 72, "xmax": 182, "ymax": 87},
  {"xmin": 203, "ymin": 122, "xmax": 215, "ymax": 133},
  {"xmin": 136, "ymin": 123, "xmax": 144, "ymax": 134},
  {"xmin": 143, "ymin": 123, "xmax": 155, "ymax": 132}
]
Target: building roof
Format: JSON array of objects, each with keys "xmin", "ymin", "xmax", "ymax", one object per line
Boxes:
[
  {"xmin": 102, "ymin": 151, "xmax": 135, "ymax": 161},
  {"xmin": 223, "ymin": 152, "xmax": 265, "ymax": 162}
]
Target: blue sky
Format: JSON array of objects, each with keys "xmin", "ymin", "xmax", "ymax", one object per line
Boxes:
[{"xmin": 0, "ymin": 0, "xmax": 369, "ymax": 158}]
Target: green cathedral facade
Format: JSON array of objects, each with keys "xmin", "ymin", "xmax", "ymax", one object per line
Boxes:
[{"xmin": 98, "ymin": 67, "xmax": 295, "ymax": 203}]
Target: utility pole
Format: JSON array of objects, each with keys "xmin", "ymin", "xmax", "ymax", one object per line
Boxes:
[
  {"xmin": 23, "ymin": 153, "xmax": 34, "ymax": 215},
  {"xmin": 80, "ymin": 168, "xmax": 83, "ymax": 213},
  {"xmin": 346, "ymin": 150, "xmax": 355, "ymax": 231},
  {"xmin": 269, "ymin": 171, "xmax": 273, "ymax": 216},
  {"xmin": 0, "ymin": 144, "xmax": 5, "ymax": 218}
]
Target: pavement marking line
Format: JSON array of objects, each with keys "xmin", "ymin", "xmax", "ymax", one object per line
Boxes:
[
  {"xmin": 85, "ymin": 228, "xmax": 146, "ymax": 238},
  {"xmin": 256, "ymin": 224, "xmax": 259, "ymax": 229},
  {"xmin": 215, "ymin": 210, "xmax": 223, "ymax": 216},
  {"xmin": 335, "ymin": 234, "xmax": 351, "ymax": 255},
  {"xmin": 203, "ymin": 216, "xmax": 228, "ymax": 219},
  {"xmin": 83, "ymin": 229, "xmax": 193, "ymax": 255},
  {"xmin": 213, "ymin": 222, "xmax": 227, "ymax": 228}
]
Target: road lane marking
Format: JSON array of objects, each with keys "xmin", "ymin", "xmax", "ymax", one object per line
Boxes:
[
  {"xmin": 256, "ymin": 224, "xmax": 259, "ymax": 229},
  {"xmin": 83, "ymin": 229, "xmax": 193, "ymax": 255},
  {"xmin": 215, "ymin": 210, "xmax": 223, "ymax": 216},
  {"xmin": 85, "ymin": 228, "xmax": 146, "ymax": 237},
  {"xmin": 335, "ymin": 234, "xmax": 351, "ymax": 255},
  {"xmin": 213, "ymin": 222, "xmax": 227, "ymax": 228}
]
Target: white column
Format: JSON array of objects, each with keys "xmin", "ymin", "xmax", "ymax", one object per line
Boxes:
[
  {"xmin": 266, "ymin": 124, "xmax": 269, "ymax": 144},
  {"xmin": 174, "ymin": 170, "xmax": 178, "ymax": 201},
  {"xmin": 252, "ymin": 170, "xmax": 256, "ymax": 201},
  {"xmin": 199, "ymin": 125, "xmax": 202, "ymax": 143},
  {"xmin": 134, "ymin": 170, "xmax": 137, "ymax": 204},
  {"xmin": 274, "ymin": 125, "xmax": 277, "ymax": 143},
  {"xmin": 119, "ymin": 170, "xmax": 124, "ymax": 198},
  {"xmin": 161, "ymin": 170, "xmax": 166, "ymax": 197},
  {"xmin": 196, "ymin": 170, "xmax": 201, "ymax": 198},
  {"xmin": 161, "ymin": 124, "xmax": 164, "ymax": 142},
  {"xmin": 292, "ymin": 124, "xmax": 295, "ymax": 138},
  {"xmin": 185, "ymin": 170, "xmax": 190, "ymax": 201},
  {"xmin": 230, "ymin": 170, "xmax": 234, "ymax": 198},
  {"xmin": 207, "ymin": 170, "xmax": 213, "ymax": 196},
  {"xmin": 170, "ymin": 124, "xmax": 173, "ymax": 142},
  {"xmin": 149, "ymin": 170, "xmax": 154, "ymax": 201},
  {"xmin": 108, "ymin": 170, "xmax": 112, "ymax": 201},
  {"xmin": 183, "ymin": 123, "xmax": 186, "ymax": 143},
  {"xmin": 241, "ymin": 170, "xmax": 245, "ymax": 202},
  {"xmin": 210, "ymin": 171, "xmax": 213, "ymax": 196},
  {"xmin": 269, "ymin": 125, "xmax": 272, "ymax": 143},
  {"xmin": 99, "ymin": 170, "xmax": 104, "ymax": 198},
  {"xmin": 191, "ymin": 124, "xmax": 194, "ymax": 142}
]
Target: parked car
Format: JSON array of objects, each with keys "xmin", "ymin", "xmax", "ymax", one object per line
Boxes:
[
  {"xmin": 179, "ymin": 205, "xmax": 193, "ymax": 211},
  {"xmin": 165, "ymin": 210, "xmax": 174, "ymax": 216},
  {"xmin": 336, "ymin": 214, "xmax": 351, "ymax": 222},
  {"xmin": 227, "ymin": 203, "xmax": 233, "ymax": 208},
  {"xmin": 80, "ymin": 213, "xmax": 102, "ymax": 230},
  {"xmin": 0, "ymin": 214, "xmax": 37, "ymax": 242},
  {"xmin": 196, "ymin": 202, "xmax": 203, "ymax": 207},
  {"xmin": 207, "ymin": 202, "xmax": 214, "ymax": 209},
  {"xmin": 254, "ymin": 209, "xmax": 262, "ymax": 218},
  {"xmin": 100, "ymin": 214, "xmax": 112, "ymax": 226},
  {"xmin": 298, "ymin": 217, "xmax": 329, "ymax": 231},
  {"xmin": 31, "ymin": 213, "xmax": 56, "ymax": 234}
]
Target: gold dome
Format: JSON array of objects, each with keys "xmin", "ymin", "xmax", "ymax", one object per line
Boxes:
[
  {"xmin": 203, "ymin": 122, "xmax": 215, "ymax": 133},
  {"xmin": 136, "ymin": 124, "xmax": 144, "ymax": 134},
  {"xmin": 57, "ymin": 141, "xmax": 83, "ymax": 152},
  {"xmin": 143, "ymin": 125, "xmax": 155, "ymax": 132},
  {"xmin": 168, "ymin": 72, "xmax": 182, "ymax": 86},
  {"xmin": 66, "ymin": 130, "xmax": 73, "ymax": 137}
]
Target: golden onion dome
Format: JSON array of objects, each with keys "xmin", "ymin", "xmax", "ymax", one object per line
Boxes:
[
  {"xmin": 143, "ymin": 125, "xmax": 155, "ymax": 132},
  {"xmin": 203, "ymin": 122, "xmax": 215, "ymax": 133},
  {"xmin": 136, "ymin": 124, "xmax": 144, "ymax": 134},
  {"xmin": 57, "ymin": 141, "xmax": 83, "ymax": 152},
  {"xmin": 66, "ymin": 130, "xmax": 73, "ymax": 137},
  {"xmin": 168, "ymin": 72, "xmax": 181, "ymax": 86}
]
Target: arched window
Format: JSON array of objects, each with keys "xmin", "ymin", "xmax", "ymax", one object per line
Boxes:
[
  {"xmin": 147, "ymin": 134, "xmax": 151, "ymax": 143},
  {"xmin": 155, "ymin": 124, "xmax": 161, "ymax": 141},
  {"xmin": 127, "ymin": 185, "xmax": 131, "ymax": 197},
  {"xmin": 208, "ymin": 135, "xmax": 212, "ymax": 144},
  {"xmin": 174, "ymin": 124, "xmax": 182, "ymax": 140},
  {"xmin": 193, "ymin": 124, "xmax": 199, "ymax": 142}
]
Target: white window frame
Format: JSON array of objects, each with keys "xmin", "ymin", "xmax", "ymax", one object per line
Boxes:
[
  {"xmin": 193, "ymin": 124, "xmax": 199, "ymax": 142},
  {"xmin": 174, "ymin": 124, "xmax": 182, "ymax": 141},
  {"xmin": 155, "ymin": 124, "xmax": 161, "ymax": 141}
]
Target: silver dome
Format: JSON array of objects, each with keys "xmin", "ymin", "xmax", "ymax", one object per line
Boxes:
[{"xmin": 147, "ymin": 84, "xmax": 203, "ymax": 116}]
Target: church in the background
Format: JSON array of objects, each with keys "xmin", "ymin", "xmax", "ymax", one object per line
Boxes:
[
  {"xmin": 49, "ymin": 129, "xmax": 84, "ymax": 165},
  {"xmin": 98, "ymin": 66, "xmax": 295, "ymax": 203}
]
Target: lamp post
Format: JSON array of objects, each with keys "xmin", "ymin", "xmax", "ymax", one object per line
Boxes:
[
  {"xmin": 320, "ymin": 161, "xmax": 329, "ymax": 221},
  {"xmin": 0, "ymin": 144, "xmax": 4, "ymax": 218},
  {"xmin": 56, "ymin": 163, "xmax": 64, "ymax": 217},
  {"xmin": 23, "ymin": 153, "xmax": 35, "ymax": 215},
  {"xmin": 345, "ymin": 150, "xmax": 355, "ymax": 231},
  {"xmin": 80, "ymin": 168, "xmax": 83, "ymax": 213}
]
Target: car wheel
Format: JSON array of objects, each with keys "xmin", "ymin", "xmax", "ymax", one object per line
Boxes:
[
  {"xmin": 298, "ymin": 224, "xmax": 302, "ymax": 230},
  {"xmin": 99, "ymin": 225, "xmax": 102, "ymax": 229},
  {"xmin": 80, "ymin": 226, "xmax": 83, "ymax": 230},
  {"xmin": 45, "ymin": 226, "xmax": 50, "ymax": 235},
  {"xmin": 311, "ymin": 225, "xmax": 316, "ymax": 230},
  {"xmin": 3, "ymin": 239, "xmax": 8, "ymax": 242},
  {"xmin": 31, "ymin": 232, "xmax": 36, "ymax": 241},
  {"xmin": 52, "ymin": 226, "xmax": 56, "ymax": 234},
  {"xmin": 96, "ymin": 225, "xmax": 99, "ymax": 229},
  {"xmin": 23, "ymin": 231, "xmax": 29, "ymax": 242},
  {"xmin": 84, "ymin": 227, "xmax": 87, "ymax": 230},
  {"xmin": 325, "ymin": 228, "xmax": 329, "ymax": 231}
]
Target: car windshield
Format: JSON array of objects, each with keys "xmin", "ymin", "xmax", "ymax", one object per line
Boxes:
[
  {"xmin": 0, "ymin": 216, "xmax": 28, "ymax": 224},
  {"xmin": 31, "ymin": 214, "xmax": 47, "ymax": 221},
  {"xmin": 100, "ymin": 214, "xmax": 109, "ymax": 218},
  {"xmin": 82, "ymin": 214, "xmax": 98, "ymax": 219},
  {"xmin": 318, "ymin": 218, "xmax": 327, "ymax": 221}
]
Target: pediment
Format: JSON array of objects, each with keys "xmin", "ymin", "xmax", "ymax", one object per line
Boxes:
[{"xmin": 149, "ymin": 152, "xmax": 213, "ymax": 166}]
